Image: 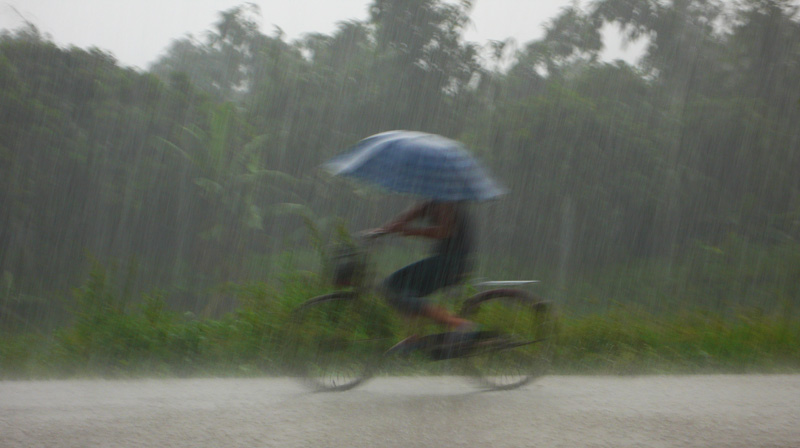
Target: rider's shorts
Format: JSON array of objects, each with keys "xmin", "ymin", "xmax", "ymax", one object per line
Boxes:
[{"xmin": 382, "ymin": 254, "xmax": 467, "ymax": 316}]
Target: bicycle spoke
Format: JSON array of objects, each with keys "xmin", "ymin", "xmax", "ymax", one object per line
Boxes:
[
  {"xmin": 459, "ymin": 289, "xmax": 555, "ymax": 390},
  {"xmin": 286, "ymin": 293, "xmax": 393, "ymax": 391}
]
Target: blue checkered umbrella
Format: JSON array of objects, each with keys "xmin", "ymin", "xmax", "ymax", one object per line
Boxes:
[{"xmin": 324, "ymin": 131, "xmax": 506, "ymax": 201}]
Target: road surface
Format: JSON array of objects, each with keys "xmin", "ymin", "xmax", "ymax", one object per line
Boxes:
[{"xmin": 1, "ymin": 375, "xmax": 798, "ymax": 447}]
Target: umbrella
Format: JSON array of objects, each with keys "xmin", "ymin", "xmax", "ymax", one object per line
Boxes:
[{"xmin": 324, "ymin": 131, "xmax": 506, "ymax": 201}]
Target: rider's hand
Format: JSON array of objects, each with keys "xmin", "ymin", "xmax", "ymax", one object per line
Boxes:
[
  {"xmin": 359, "ymin": 228, "xmax": 388, "ymax": 239},
  {"xmin": 382, "ymin": 221, "xmax": 405, "ymax": 233}
]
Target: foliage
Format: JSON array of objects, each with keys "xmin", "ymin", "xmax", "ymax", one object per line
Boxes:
[
  {"xmin": 555, "ymin": 306, "xmax": 800, "ymax": 373},
  {"xmin": 1, "ymin": 259, "xmax": 797, "ymax": 378}
]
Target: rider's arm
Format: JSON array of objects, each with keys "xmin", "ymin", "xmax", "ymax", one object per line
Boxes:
[
  {"xmin": 379, "ymin": 201, "xmax": 433, "ymax": 233},
  {"xmin": 391, "ymin": 202, "xmax": 456, "ymax": 240}
]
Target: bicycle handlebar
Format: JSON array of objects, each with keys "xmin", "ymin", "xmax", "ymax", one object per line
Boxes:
[{"xmin": 358, "ymin": 228, "xmax": 391, "ymax": 242}]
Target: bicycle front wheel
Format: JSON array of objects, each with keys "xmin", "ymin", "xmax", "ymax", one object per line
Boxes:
[
  {"xmin": 285, "ymin": 292, "xmax": 391, "ymax": 391},
  {"xmin": 459, "ymin": 289, "xmax": 556, "ymax": 390}
]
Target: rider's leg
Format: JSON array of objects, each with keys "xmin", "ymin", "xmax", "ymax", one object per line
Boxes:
[
  {"xmin": 383, "ymin": 255, "xmax": 475, "ymax": 329},
  {"xmin": 384, "ymin": 305, "xmax": 472, "ymax": 356},
  {"xmin": 419, "ymin": 304, "xmax": 471, "ymax": 329}
]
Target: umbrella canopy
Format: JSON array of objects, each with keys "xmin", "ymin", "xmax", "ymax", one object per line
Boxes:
[{"xmin": 324, "ymin": 131, "xmax": 506, "ymax": 201}]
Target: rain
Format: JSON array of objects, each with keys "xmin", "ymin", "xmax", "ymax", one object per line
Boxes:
[{"xmin": 1, "ymin": 0, "xmax": 799, "ymax": 438}]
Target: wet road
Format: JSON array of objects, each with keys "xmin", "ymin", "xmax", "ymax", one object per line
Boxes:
[{"xmin": 1, "ymin": 375, "xmax": 798, "ymax": 447}]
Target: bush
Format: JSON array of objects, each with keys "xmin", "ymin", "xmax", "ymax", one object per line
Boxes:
[{"xmin": 1, "ymin": 255, "xmax": 799, "ymax": 378}]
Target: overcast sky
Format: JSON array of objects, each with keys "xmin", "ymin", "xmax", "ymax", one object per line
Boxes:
[{"xmin": 0, "ymin": 0, "xmax": 644, "ymax": 70}]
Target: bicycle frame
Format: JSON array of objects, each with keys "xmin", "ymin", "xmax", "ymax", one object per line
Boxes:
[
  {"xmin": 335, "ymin": 232, "xmax": 543, "ymax": 305},
  {"xmin": 289, "ymin": 231, "xmax": 555, "ymax": 391}
]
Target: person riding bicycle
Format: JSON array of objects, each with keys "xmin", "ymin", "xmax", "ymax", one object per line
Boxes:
[{"xmin": 370, "ymin": 200, "xmax": 478, "ymax": 350}]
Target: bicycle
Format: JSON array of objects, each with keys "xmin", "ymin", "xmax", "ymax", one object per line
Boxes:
[{"xmin": 283, "ymin": 232, "xmax": 556, "ymax": 392}]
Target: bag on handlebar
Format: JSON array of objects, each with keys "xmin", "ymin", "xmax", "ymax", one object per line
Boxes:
[{"xmin": 329, "ymin": 244, "xmax": 366, "ymax": 287}]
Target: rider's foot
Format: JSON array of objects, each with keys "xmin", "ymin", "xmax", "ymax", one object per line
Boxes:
[
  {"xmin": 446, "ymin": 322, "xmax": 481, "ymax": 347},
  {"xmin": 384, "ymin": 335, "xmax": 421, "ymax": 357},
  {"xmin": 426, "ymin": 322, "xmax": 483, "ymax": 360},
  {"xmin": 455, "ymin": 321, "xmax": 480, "ymax": 333}
]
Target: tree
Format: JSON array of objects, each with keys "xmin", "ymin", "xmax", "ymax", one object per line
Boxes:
[
  {"xmin": 516, "ymin": 5, "xmax": 603, "ymax": 79},
  {"xmin": 368, "ymin": 0, "xmax": 481, "ymax": 130}
]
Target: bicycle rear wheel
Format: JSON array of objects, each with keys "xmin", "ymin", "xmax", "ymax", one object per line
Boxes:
[
  {"xmin": 285, "ymin": 292, "xmax": 391, "ymax": 391},
  {"xmin": 459, "ymin": 289, "xmax": 556, "ymax": 390}
]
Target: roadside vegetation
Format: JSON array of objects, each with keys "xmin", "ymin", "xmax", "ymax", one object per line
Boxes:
[{"xmin": 2, "ymin": 245, "xmax": 797, "ymax": 378}]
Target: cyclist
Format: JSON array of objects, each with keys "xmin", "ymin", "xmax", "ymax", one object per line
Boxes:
[{"xmin": 370, "ymin": 200, "xmax": 478, "ymax": 351}]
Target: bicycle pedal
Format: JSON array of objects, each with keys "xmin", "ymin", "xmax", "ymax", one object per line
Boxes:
[
  {"xmin": 383, "ymin": 336, "xmax": 422, "ymax": 357},
  {"xmin": 427, "ymin": 337, "xmax": 480, "ymax": 360},
  {"xmin": 428, "ymin": 345, "xmax": 472, "ymax": 360}
]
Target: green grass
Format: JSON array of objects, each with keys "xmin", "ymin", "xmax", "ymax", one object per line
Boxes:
[
  {"xmin": 2, "ymin": 287, "xmax": 798, "ymax": 378},
  {"xmin": 2, "ymin": 241, "xmax": 799, "ymax": 378},
  {"xmin": 553, "ymin": 307, "xmax": 800, "ymax": 374}
]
